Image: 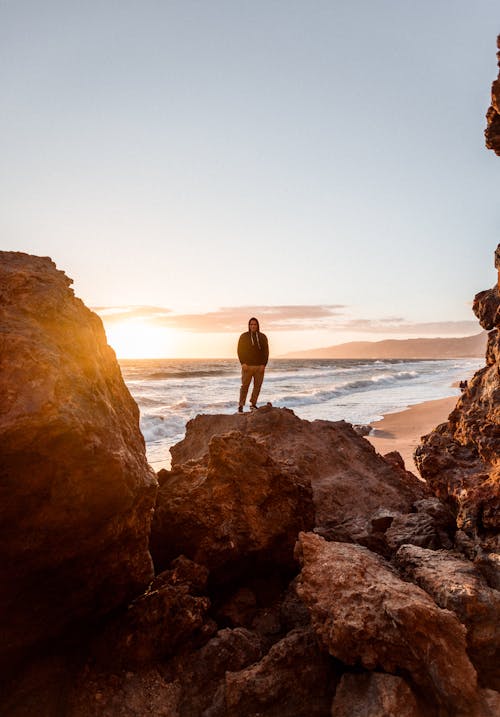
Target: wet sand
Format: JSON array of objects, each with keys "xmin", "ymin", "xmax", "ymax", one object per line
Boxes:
[{"xmin": 367, "ymin": 395, "xmax": 458, "ymax": 474}]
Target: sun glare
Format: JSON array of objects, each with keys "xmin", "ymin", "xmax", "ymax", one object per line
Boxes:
[{"xmin": 104, "ymin": 321, "xmax": 175, "ymax": 359}]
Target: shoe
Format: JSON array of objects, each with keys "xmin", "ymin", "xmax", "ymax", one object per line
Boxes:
[
  {"xmin": 238, "ymin": 406, "xmax": 243, "ymax": 413},
  {"xmin": 250, "ymin": 404, "xmax": 258, "ymax": 411}
]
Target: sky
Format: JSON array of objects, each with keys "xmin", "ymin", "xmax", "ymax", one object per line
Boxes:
[{"xmin": 1, "ymin": 1, "xmax": 500, "ymax": 358}]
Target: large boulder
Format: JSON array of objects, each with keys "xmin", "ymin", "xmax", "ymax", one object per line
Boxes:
[
  {"xmin": 395, "ymin": 544, "xmax": 500, "ymax": 689},
  {"xmin": 0, "ymin": 252, "xmax": 157, "ymax": 671},
  {"xmin": 168, "ymin": 407, "xmax": 428, "ymax": 546},
  {"xmin": 295, "ymin": 532, "xmax": 478, "ymax": 713},
  {"xmin": 151, "ymin": 430, "xmax": 315, "ymax": 578}
]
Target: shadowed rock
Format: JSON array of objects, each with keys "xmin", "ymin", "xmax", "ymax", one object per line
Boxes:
[
  {"xmin": 151, "ymin": 430, "xmax": 315, "ymax": 578},
  {"xmin": 331, "ymin": 672, "xmax": 424, "ymax": 717},
  {"xmin": 0, "ymin": 252, "xmax": 157, "ymax": 672}
]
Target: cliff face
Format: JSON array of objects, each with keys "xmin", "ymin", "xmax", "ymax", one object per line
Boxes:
[
  {"xmin": 415, "ymin": 277, "xmax": 500, "ymax": 550},
  {"xmin": 485, "ymin": 35, "xmax": 500, "ymax": 155},
  {"xmin": 0, "ymin": 252, "xmax": 157, "ymax": 671}
]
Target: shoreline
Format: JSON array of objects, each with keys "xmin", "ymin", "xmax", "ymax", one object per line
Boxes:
[{"xmin": 366, "ymin": 395, "xmax": 458, "ymax": 474}]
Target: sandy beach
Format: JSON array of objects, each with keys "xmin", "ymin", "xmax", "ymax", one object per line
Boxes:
[{"xmin": 367, "ymin": 395, "xmax": 458, "ymax": 474}]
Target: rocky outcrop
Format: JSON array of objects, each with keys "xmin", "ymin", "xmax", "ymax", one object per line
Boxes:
[
  {"xmin": 0, "ymin": 252, "xmax": 157, "ymax": 671},
  {"xmin": 416, "ymin": 245, "xmax": 500, "ymax": 550},
  {"xmin": 331, "ymin": 673, "xmax": 424, "ymax": 717},
  {"xmin": 167, "ymin": 407, "xmax": 428, "ymax": 548},
  {"xmin": 151, "ymin": 430, "xmax": 315, "ymax": 579},
  {"xmin": 485, "ymin": 35, "xmax": 500, "ymax": 155},
  {"xmin": 295, "ymin": 532, "xmax": 478, "ymax": 713},
  {"xmin": 395, "ymin": 544, "xmax": 500, "ymax": 689}
]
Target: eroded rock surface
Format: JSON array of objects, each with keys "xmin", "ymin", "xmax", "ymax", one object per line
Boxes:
[
  {"xmin": 395, "ymin": 544, "xmax": 500, "ymax": 689},
  {"xmin": 331, "ymin": 672, "xmax": 424, "ymax": 717},
  {"xmin": 0, "ymin": 252, "xmax": 157, "ymax": 671},
  {"xmin": 168, "ymin": 407, "xmax": 428, "ymax": 547},
  {"xmin": 485, "ymin": 35, "xmax": 500, "ymax": 155},
  {"xmin": 151, "ymin": 430, "xmax": 315, "ymax": 578},
  {"xmin": 295, "ymin": 532, "xmax": 478, "ymax": 713}
]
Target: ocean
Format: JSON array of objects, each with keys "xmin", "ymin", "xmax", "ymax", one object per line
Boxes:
[{"xmin": 119, "ymin": 357, "xmax": 484, "ymax": 471}]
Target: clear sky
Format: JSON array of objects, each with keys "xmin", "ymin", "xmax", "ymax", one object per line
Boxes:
[{"xmin": 1, "ymin": 1, "xmax": 499, "ymax": 357}]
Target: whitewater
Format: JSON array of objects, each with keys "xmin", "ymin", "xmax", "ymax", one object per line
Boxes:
[{"xmin": 119, "ymin": 357, "xmax": 483, "ymax": 471}]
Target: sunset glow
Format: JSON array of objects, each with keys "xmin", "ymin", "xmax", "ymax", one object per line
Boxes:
[{"xmin": 105, "ymin": 321, "xmax": 177, "ymax": 359}]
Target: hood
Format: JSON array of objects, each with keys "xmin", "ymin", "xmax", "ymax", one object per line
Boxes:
[{"xmin": 248, "ymin": 317, "xmax": 260, "ymax": 332}]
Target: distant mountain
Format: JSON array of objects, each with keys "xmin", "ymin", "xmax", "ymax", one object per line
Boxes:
[{"xmin": 281, "ymin": 333, "xmax": 487, "ymax": 359}]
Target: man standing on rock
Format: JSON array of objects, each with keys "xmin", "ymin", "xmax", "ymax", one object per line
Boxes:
[{"xmin": 237, "ymin": 317, "xmax": 269, "ymax": 412}]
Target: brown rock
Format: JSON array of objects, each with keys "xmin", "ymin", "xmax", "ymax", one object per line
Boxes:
[
  {"xmin": 416, "ymin": 256, "xmax": 500, "ymax": 545},
  {"xmin": 162, "ymin": 627, "xmax": 263, "ymax": 717},
  {"xmin": 150, "ymin": 430, "xmax": 315, "ymax": 578},
  {"xmin": 168, "ymin": 407, "xmax": 428, "ymax": 546},
  {"xmin": 91, "ymin": 581, "xmax": 212, "ymax": 669},
  {"xmin": 485, "ymin": 36, "xmax": 500, "ymax": 155},
  {"xmin": 67, "ymin": 666, "xmax": 182, "ymax": 717},
  {"xmin": 222, "ymin": 628, "xmax": 338, "ymax": 717},
  {"xmin": 295, "ymin": 532, "xmax": 478, "ymax": 712},
  {"xmin": 384, "ymin": 497, "xmax": 455, "ymax": 553},
  {"xmin": 395, "ymin": 544, "xmax": 500, "ymax": 689},
  {"xmin": 331, "ymin": 672, "xmax": 424, "ymax": 717},
  {"xmin": 0, "ymin": 252, "xmax": 157, "ymax": 671}
]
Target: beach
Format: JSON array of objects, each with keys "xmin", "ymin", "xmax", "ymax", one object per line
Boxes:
[{"xmin": 367, "ymin": 395, "xmax": 458, "ymax": 473}]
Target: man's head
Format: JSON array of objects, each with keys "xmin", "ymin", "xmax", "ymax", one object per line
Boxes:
[{"xmin": 248, "ymin": 317, "xmax": 259, "ymax": 333}]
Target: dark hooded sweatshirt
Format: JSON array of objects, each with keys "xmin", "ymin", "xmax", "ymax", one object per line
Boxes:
[{"xmin": 237, "ymin": 318, "xmax": 269, "ymax": 366}]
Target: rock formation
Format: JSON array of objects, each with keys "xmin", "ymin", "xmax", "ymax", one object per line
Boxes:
[
  {"xmin": 166, "ymin": 406, "xmax": 428, "ymax": 549},
  {"xmin": 415, "ymin": 244, "xmax": 500, "ymax": 559},
  {"xmin": 0, "ymin": 252, "xmax": 157, "ymax": 672},
  {"xmin": 485, "ymin": 35, "xmax": 500, "ymax": 155}
]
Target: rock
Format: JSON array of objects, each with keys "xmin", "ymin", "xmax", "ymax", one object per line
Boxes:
[
  {"xmin": 295, "ymin": 532, "xmax": 478, "ymax": 712},
  {"xmin": 168, "ymin": 408, "xmax": 428, "ymax": 546},
  {"xmin": 331, "ymin": 672, "xmax": 425, "ymax": 717},
  {"xmin": 67, "ymin": 666, "xmax": 182, "ymax": 717},
  {"xmin": 395, "ymin": 544, "xmax": 500, "ymax": 689},
  {"xmin": 0, "ymin": 252, "xmax": 157, "ymax": 672},
  {"xmin": 222, "ymin": 628, "xmax": 338, "ymax": 717},
  {"xmin": 485, "ymin": 35, "xmax": 500, "ymax": 155},
  {"xmin": 384, "ymin": 498, "xmax": 455, "ymax": 553},
  {"xmin": 162, "ymin": 627, "xmax": 263, "ymax": 717},
  {"xmin": 91, "ymin": 574, "xmax": 213, "ymax": 669},
  {"xmin": 150, "ymin": 430, "xmax": 315, "ymax": 578},
  {"xmin": 416, "ymin": 246, "xmax": 500, "ymax": 547}
]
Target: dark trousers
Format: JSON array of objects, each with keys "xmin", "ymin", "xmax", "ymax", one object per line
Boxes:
[{"xmin": 239, "ymin": 365, "xmax": 265, "ymax": 406}]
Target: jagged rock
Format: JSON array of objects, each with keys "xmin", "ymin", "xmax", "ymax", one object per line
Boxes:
[
  {"xmin": 331, "ymin": 672, "xmax": 424, "ymax": 717},
  {"xmin": 91, "ymin": 574, "xmax": 213, "ymax": 669},
  {"xmin": 395, "ymin": 544, "xmax": 500, "ymax": 689},
  {"xmin": 416, "ymin": 246, "xmax": 500, "ymax": 547},
  {"xmin": 161, "ymin": 627, "xmax": 263, "ymax": 717},
  {"xmin": 221, "ymin": 628, "xmax": 339, "ymax": 717},
  {"xmin": 485, "ymin": 35, "xmax": 500, "ymax": 155},
  {"xmin": 295, "ymin": 532, "xmax": 478, "ymax": 713},
  {"xmin": 384, "ymin": 497, "xmax": 455, "ymax": 553},
  {"xmin": 150, "ymin": 430, "xmax": 315, "ymax": 578},
  {"xmin": 67, "ymin": 666, "xmax": 182, "ymax": 717},
  {"xmin": 168, "ymin": 407, "xmax": 428, "ymax": 545},
  {"xmin": 150, "ymin": 555, "xmax": 209, "ymax": 595},
  {"xmin": 0, "ymin": 252, "xmax": 157, "ymax": 672}
]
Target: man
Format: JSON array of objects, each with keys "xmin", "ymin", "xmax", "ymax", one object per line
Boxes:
[{"xmin": 237, "ymin": 317, "xmax": 269, "ymax": 412}]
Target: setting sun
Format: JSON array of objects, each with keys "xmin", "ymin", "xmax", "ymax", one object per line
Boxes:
[{"xmin": 104, "ymin": 321, "xmax": 177, "ymax": 359}]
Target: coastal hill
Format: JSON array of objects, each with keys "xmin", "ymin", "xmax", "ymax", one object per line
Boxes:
[{"xmin": 281, "ymin": 332, "xmax": 487, "ymax": 359}]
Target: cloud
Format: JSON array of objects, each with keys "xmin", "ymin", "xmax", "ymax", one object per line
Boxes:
[
  {"xmin": 93, "ymin": 305, "xmax": 479, "ymax": 336},
  {"xmin": 94, "ymin": 304, "xmax": 346, "ymax": 332},
  {"xmin": 92, "ymin": 306, "xmax": 172, "ymax": 324}
]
